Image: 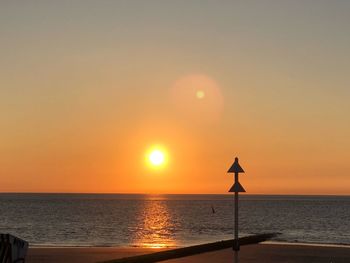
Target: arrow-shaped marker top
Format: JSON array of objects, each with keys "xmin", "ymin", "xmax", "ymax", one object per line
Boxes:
[{"xmin": 227, "ymin": 157, "xmax": 245, "ymax": 174}]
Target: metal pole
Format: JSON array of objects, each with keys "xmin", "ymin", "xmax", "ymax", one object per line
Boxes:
[
  {"xmin": 228, "ymin": 157, "xmax": 245, "ymax": 263},
  {"xmin": 234, "ymin": 172, "xmax": 239, "ymax": 263},
  {"xmin": 235, "ymin": 191, "xmax": 238, "ymax": 242},
  {"xmin": 234, "ymin": 173, "xmax": 239, "ymax": 243}
]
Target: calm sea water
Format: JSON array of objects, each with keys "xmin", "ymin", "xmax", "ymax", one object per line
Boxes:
[{"xmin": 0, "ymin": 194, "xmax": 349, "ymax": 247}]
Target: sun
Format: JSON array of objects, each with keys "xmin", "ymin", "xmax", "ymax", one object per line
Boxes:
[
  {"xmin": 147, "ymin": 147, "xmax": 167, "ymax": 168},
  {"xmin": 149, "ymin": 150, "xmax": 165, "ymax": 166}
]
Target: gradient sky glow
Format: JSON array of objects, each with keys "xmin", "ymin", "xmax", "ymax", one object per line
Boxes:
[{"xmin": 1, "ymin": 1, "xmax": 349, "ymax": 194}]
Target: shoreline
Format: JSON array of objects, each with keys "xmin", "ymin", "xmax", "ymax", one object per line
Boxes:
[
  {"xmin": 29, "ymin": 240, "xmax": 350, "ymax": 249},
  {"xmin": 27, "ymin": 243, "xmax": 350, "ymax": 263},
  {"xmin": 262, "ymin": 241, "xmax": 350, "ymax": 248}
]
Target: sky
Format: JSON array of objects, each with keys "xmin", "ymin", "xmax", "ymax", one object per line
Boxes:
[{"xmin": 0, "ymin": 1, "xmax": 349, "ymax": 194}]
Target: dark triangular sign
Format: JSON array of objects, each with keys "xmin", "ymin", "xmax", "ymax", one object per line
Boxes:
[
  {"xmin": 227, "ymin": 157, "xmax": 245, "ymax": 173},
  {"xmin": 229, "ymin": 182, "xmax": 246, "ymax": 193}
]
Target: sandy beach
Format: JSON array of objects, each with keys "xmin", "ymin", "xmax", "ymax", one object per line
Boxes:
[
  {"xmin": 26, "ymin": 247, "xmax": 162, "ymax": 263},
  {"xmin": 162, "ymin": 244, "xmax": 350, "ymax": 263},
  {"xmin": 27, "ymin": 243, "xmax": 350, "ymax": 263}
]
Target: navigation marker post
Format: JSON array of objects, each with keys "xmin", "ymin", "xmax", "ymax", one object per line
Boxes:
[{"xmin": 228, "ymin": 157, "xmax": 245, "ymax": 262}]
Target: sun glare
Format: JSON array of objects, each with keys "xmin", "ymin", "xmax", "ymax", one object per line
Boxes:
[
  {"xmin": 149, "ymin": 150, "xmax": 164, "ymax": 166},
  {"xmin": 147, "ymin": 147, "xmax": 167, "ymax": 168}
]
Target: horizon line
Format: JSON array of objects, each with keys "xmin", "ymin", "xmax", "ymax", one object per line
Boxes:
[{"xmin": 0, "ymin": 192, "xmax": 349, "ymax": 197}]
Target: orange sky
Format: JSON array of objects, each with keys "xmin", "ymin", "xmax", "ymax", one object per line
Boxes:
[{"xmin": 0, "ymin": 2, "xmax": 349, "ymax": 195}]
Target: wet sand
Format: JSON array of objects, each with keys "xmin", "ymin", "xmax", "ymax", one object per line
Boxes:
[
  {"xmin": 27, "ymin": 247, "xmax": 163, "ymax": 263},
  {"xmin": 162, "ymin": 243, "xmax": 350, "ymax": 263},
  {"xmin": 27, "ymin": 243, "xmax": 350, "ymax": 263}
]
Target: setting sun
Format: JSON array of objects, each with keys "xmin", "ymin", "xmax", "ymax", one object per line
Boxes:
[
  {"xmin": 147, "ymin": 147, "xmax": 167, "ymax": 168},
  {"xmin": 149, "ymin": 150, "xmax": 165, "ymax": 166}
]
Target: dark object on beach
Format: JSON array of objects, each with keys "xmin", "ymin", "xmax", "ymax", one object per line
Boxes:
[
  {"xmin": 0, "ymin": 234, "xmax": 28, "ymax": 263},
  {"xmin": 228, "ymin": 157, "xmax": 245, "ymax": 253},
  {"xmin": 101, "ymin": 233, "xmax": 277, "ymax": 263},
  {"xmin": 211, "ymin": 205, "xmax": 215, "ymax": 214}
]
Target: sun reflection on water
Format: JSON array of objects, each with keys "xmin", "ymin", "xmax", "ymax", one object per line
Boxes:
[{"xmin": 131, "ymin": 197, "xmax": 177, "ymax": 248}]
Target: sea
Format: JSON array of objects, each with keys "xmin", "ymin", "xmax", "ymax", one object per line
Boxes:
[{"xmin": 0, "ymin": 194, "xmax": 349, "ymax": 247}]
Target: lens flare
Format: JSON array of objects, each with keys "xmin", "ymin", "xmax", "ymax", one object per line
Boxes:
[
  {"xmin": 196, "ymin": 90, "xmax": 205, "ymax": 99},
  {"xmin": 171, "ymin": 74, "xmax": 224, "ymax": 123}
]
